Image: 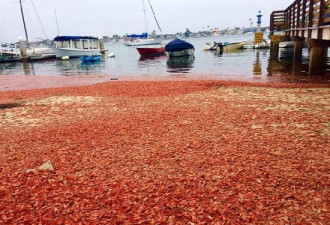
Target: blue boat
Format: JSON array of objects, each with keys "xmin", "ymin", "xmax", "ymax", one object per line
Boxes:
[
  {"xmin": 165, "ymin": 39, "xmax": 195, "ymax": 57},
  {"xmin": 80, "ymin": 55, "xmax": 101, "ymax": 62}
]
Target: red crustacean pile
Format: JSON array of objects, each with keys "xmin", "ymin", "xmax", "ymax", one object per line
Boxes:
[{"xmin": 0, "ymin": 81, "xmax": 329, "ymax": 224}]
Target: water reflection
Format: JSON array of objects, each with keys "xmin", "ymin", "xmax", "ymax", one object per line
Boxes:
[
  {"xmin": 253, "ymin": 50, "xmax": 262, "ymax": 76},
  {"xmin": 139, "ymin": 55, "xmax": 167, "ymax": 62},
  {"xmin": 215, "ymin": 48, "xmax": 245, "ymax": 57},
  {"xmin": 268, "ymin": 48, "xmax": 304, "ymax": 76},
  {"xmin": 167, "ymin": 56, "xmax": 195, "ymax": 73},
  {"xmin": 138, "ymin": 55, "xmax": 166, "ymax": 69},
  {"xmin": 266, "ymin": 48, "xmax": 330, "ymax": 83},
  {"xmin": 22, "ymin": 62, "xmax": 35, "ymax": 75},
  {"xmin": 55, "ymin": 59, "xmax": 102, "ymax": 76},
  {"xmin": 223, "ymin": 49, "xmax": 244, "ymax": 54}
]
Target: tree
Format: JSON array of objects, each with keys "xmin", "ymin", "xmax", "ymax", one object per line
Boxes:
[{"xmin": 184, "ymin": 28, "xmax": 191, "ymax": 37}]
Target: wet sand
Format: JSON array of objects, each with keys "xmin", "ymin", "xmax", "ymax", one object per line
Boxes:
[{"xmin": 0, "ymin": 80, "xmax": 329, "ymax": 224}]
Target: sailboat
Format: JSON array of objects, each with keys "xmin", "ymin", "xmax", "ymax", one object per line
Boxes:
[
  {"xmin": 0, "ymin": 0, "xmax": 55, "ymax": 62},
  {"xmin": 124, "ymin": 0, "xmax": 162, "ymax": 47}
]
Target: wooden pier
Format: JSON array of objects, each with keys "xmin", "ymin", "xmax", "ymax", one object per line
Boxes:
[{"xmin": 270, "ymin": 0, "xmax": 330, "ymax": 73}]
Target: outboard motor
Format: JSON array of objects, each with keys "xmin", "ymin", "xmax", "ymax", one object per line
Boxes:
[
  {"xmin": 217, "ymin": 42, "xmax": 223, "ymax": 51},
  {"xmin": 216, "ymin": 42, "xmax": 224, "ymax": 56}
]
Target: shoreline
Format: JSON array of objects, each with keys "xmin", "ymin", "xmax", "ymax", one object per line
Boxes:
[{"xmin": 1, "ymin": 74, "xmax": 330, "ymax": 92}]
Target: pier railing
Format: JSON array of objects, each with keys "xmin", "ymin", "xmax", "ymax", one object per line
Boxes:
[{"xmin": 270, "ymin": 0, "xmax": 330, "ymax": 40}]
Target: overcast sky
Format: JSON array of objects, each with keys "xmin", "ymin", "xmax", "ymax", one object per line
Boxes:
[{"xmin": 0, "ymin": 0, "xmax": 292, "ymax": 42}]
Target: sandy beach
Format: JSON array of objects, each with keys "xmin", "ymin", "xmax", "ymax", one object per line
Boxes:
[{"xmin": 0, "ymin": 79, "xmax": 329, "ymax": 224}]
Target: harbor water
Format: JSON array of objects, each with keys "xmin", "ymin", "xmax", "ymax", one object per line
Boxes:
[{"xmin": 0, "ymin": 34, "xmax": 329, "ymax": 84}]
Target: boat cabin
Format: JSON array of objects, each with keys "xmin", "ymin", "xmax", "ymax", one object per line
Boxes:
[{"xmin": 54, "ymin": 36, "xmax": 99, "ymax": 50}]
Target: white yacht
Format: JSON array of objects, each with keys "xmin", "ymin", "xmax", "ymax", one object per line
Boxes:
[
  {"xmin": 124, "ymin": 38, "xmax": 161, "ymax": 46},
  {"xmin": 53, "ymin": 36, "xmax": 101, "ymax": 58}
]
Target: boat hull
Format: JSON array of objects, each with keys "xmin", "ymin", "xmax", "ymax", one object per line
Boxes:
[
  {"xmin": 136, "ymin": 45, "xmax": 165, "ymax": 56},
  {"xmin": 167, "ymin": 48, "xmax": 195, "ymax": 57},
  {"xmin": 243, "ymin": 44, "xmax": 255, "ymax": 49},
  {"xmin": 223, "ymin": 42, "xmax": 244, "ymax": 51},
  {"xmin": 53, "ymin": 48, "xmax": 100, "ymax": 58},
  {"xmin": 0, "ymin": 55, "xmax": 22, "ymax": 63}
]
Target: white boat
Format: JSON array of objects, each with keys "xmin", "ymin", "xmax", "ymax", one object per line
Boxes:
[
  {"xmin": 0, "ymin": 1, "xmax": 55, "ymax": 61},
  {"xmin": 53, "ymin": 36, "xmax": 101, "ymax": 58},
  {"xmin": 203, "ymin": 42, "xmax": 217, "ymax": 51},
  {"xmin": 124, "ymin": 38, "xmax": 161, "ymax": 46},
  {"xmin": 0, "ymin": 41, "xmax": 55, "ymax": 60},
  {"xmin": 216, "ymin": 41, "xmax": 245, "ymax": 52},
  {"xmin": 223, "ymin": 41, "xmax": 245, "ymax": 51},
  {"xmin": 279, "ymin": 41, "xmax": 294, "ymax": 48},
  {"xmin": 243, "ymin": 44, "xmax": 255, "ymax": 49},
  {"xmin": 124, "ymin": 0, "xmax": 162, "ymax": 47}
]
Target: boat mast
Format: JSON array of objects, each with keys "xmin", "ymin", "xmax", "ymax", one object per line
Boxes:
[
  {"xmin": 54, "ymin": 10, "xmax": 60, "ymax": 36},
  {"xmin": 19, "ymin": 0, "xmax": 29, "ymax": 43},
  {"xmin": 142, "ymin": 0, "xmax": 148, "ymax": 35},
  {"xmin": 147, "ymin": 0, "xmax": 162, "ymax": 34}
]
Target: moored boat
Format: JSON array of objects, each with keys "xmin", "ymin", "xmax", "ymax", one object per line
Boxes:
[
  {"xmin": 203, "ymin": 42, "xmax": 217, "ymax": 51},
  {"xmin": 124, "ymin": 39, "xmax": 162, "ymax": 46},
  {"xmin": 216, "ymin": 41, "xmax": 245, "ymax": 52},
  {"xmin": 124, "ymin": 34, "xmax": 162, "ymax": 46},
  {"xmin": 124, "ymin": 0, "xmax": 163, "ymax": 47},
  {"xmin": 165, "ymin": 39, "xmax": 195, "ymax": 57},
  {"xmin": 223, "ymin": 41, "xmax": 245, "ymax": 51},
  {"xmin": 242, "ymin": 43, "xmax": 255, "ymax": 49},
  {"xmin": 0, "ymin": 41, "xmax": 55, "ymax": 62},
  {"xmin": 0, "ymin": 1, "xmax": 55, "ymax": 62},
  {"xmin": 53, "ymin": 36, "xmax": 101, "ymax": 58},
  {"xmin": 136, "ymin": 45, "xmax": 165, "ymax": 56}
]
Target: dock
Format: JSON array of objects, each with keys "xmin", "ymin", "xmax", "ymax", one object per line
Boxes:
[{"xmin": 270, "ymin": 0, "xmax": 330, "ymax": 73}]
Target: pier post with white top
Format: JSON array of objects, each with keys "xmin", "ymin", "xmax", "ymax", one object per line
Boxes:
[
  {"xmin": 98, "ymin": 36, "xmax": 105, "ymax": 54},
  {"xmin": 18, "ymin": 36, "xmax": 28, "ymax": 61}
]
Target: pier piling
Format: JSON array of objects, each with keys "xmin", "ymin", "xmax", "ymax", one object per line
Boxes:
[
  {"xmin": 306, "ymin": 39, "xmax": 330, "ymax": 74},
  {"xmin": 270, "ymin": 41, "xmax": 280, "ymax": 60},
  {"xmin": 271, "ymin": 0, "xmax": 330, "ymax": 75},
  {"xmin": 18, "ymin": 36, "xmax": 27, "ymax": 62},
  {"xmin": 98, "ymin": 36, "xmax": 105, "ymax": 54},
  {"xmin": 291, "ymin": 37, "xmax": 304, "ymax": 62}
]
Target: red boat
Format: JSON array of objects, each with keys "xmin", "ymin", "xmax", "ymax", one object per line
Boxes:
[{"xmin": 136, "ymin": 45, "xmax": 166, "ymax": 56}]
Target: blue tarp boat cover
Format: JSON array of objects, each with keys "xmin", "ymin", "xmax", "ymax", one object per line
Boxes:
[
  {"xmin": 165, "ymin": 39, "xmax": 194, "ymax": 52},
  {"xmin": 54, "ymin": 36, "xmax": 98, "ymax": 41},
  {"xmin": 127, "ymin": 33, "xmax": 148, "ymax": 38}
]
